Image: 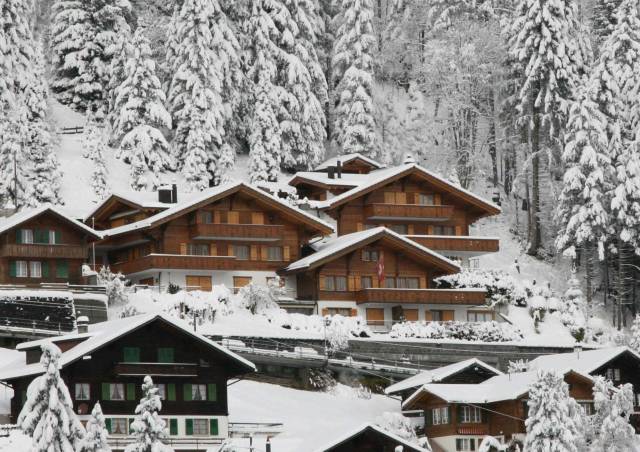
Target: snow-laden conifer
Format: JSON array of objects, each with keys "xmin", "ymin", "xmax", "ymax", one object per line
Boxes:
[
  {"xmin": 0, "ymin": 0, "xmax": 34, "ymax": 108},
  {"xmin": 405, "ymin": 83, "xmax": 430, "ymax": 165},
  {"xmin": 83, "ymin": 121, "xmax": 110, "ymax": 200},
  {"xmin": 77, "ymin": 402, "xmax": 111, "ymax": 452},
  {"xmin": 113, "ymin": 27, "xmax": 173, "ymax": 190},
  {"xmin": 629, "ymin": 314, "xmax": 640, "ymax": 353},
  {"xmin": 592, "ymin": 0, "xmax": 622, "ymax": 41},
  {"xmin": 124, "ymin": 376, "xmax": 172, "ymax": 452},
  {"xmin": 17, "ymin": 343, "xmax": 85, "ymax": 451},
  {"xmin": 591, "ymin": 376, "xmax": 638, "ymax": 451}
]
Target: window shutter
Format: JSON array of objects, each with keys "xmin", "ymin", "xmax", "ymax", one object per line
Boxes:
[
  {"xmin": 158, "ymin": 347, "xmax": 174, "ymax": 363},
  {"xmin": 210, "ymin": 244, "xmax": 217, "ymax": 256},
  {"xmin": 228, "ymin": 211, "xmax": 239, "ymax": 224},
  {"xmin": 425, "ymin": 409, "xmax": 432, "ymax": 426},
  {"xmin": 396, "ymin": 192, "xmax": 407, "ymax": 204},
  {"xmin": 57, "ymin": 261, "xmax": 69, "ymax": 279},
  {"xmin": 372, "ymin": 276, "xmax": 379, "ymax": 288},
  {"xmin": 167, "ymin": 383, "xmax": 176, "ymax": 401},
  {"xmin": 457, "ymin": 405, "xmax": 463, "ymax": 423},
  {"xmin": 228, "ymin": 244, "xmax": 234, "ymax": 256},
  {"xmin": 180, "ymin": 243, "xmax": 187, "ymax": 255},
  {"xmin": 350, "ymin": 308, "xmax": 357, "ymax": 317},
  {"xmin": 321, "ymin": 308, "xmax": 329, "ymax": 316},
  {"xmin": 250, "ymin": 245, "xmax": 258, "ymax": 260},
  {"xmin": 251, "ymin": 212, "xmax": 264, "ymax": 225},
  {"xmin": 283, "ymin": 246, "xmax": 290, "ymax": 260},
  {"xmin": 319, "ymin": 275, "xmax": 325, "ymax": 290},
  {"xmin": 356, "ymin": 222, "xmax": 363, "ymax": 232},
  {"xmin": 427, "ymin": 225, "xmax": 434, "ymax": 235},
  {"xmin": 41, "ymin": 262, "xmax": 49, "ymax": 278},
  {"xmin": 15, "ymin": 230, "xmax": 22, "ymax": 244},
  {"xmin": 126, "ymin": 383, "xmax": 136, "ymax": 401},
  {"xmin": 354, "ymin": 276, "xmax": 361, "ymax": 290},
  {"xmin": 347, "ymin": 276, "xmax": 355, "ymax": 291},
  {"xmin": 455, "ymin": 226, "xmax": 462, "ymax": 236},
  {"xmin": 207, "ymin": 383, "xmax": 217, "ymax": 401},
  {"xmin": 408, "ymin": 225, "xmax": 414, "ymax": 235},
  {"xmin": 424, "ymin": 311, "xmax": 433, "ymax": 321},
  {"xmin": 184, "ymin": 384, "xmax": 192, "ymax": 401},
  {"xmin": 447, "ymin": 406, "xmax": 452, "ymax": 424},
  {"xmin": 434, "ymin": 194, "xmax": 441, "ymax": 205},
  {"xmin": 384, "ymin": 192, "xmax": 395, "ymax": 203},
  {"xmin": 419, "ymin": 276, "xmax": 427, "ymax": 289},
  {"xmin": 129, "ymin": 418, "xmax": 134, "ymax": 432},
  {"xmin": 105, "ymin": 418, "xmax": 112, "ymax": 433},
  {"xmin": 185, "ymin": 419, "xmax": 193, "ymax": 435},
  {"xmin": 54, "ymin": 230, "xmax": 61, "ymax": 244},
  {"xmin": 260, "ymin": 246, "xmax": 268, "ymax": 260},
  {"xmin": 209, "ymin": 419, "xmax": 219, "ymax": 436},
  {"xmin": 9, "ymin": 261, "xmax": 16, "ymax": 277},
  {"xmin": 41, "ymin": 230, "xmax": 49, "ymax": 244},
  {"xmin": 101, "ymin": 383, "xmax": 110, "ymax": 400},
  {"xmin": 170, "ymin": 418, "xmax": 178, "ymax": 435}
]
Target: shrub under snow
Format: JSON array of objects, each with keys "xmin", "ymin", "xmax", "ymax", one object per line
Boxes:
[
  {"xmin": 435, "ymin": 269, "xmax": 528, "ymax": 307},
  {"xmin": 389, "ymin": 320, "xmax": 523, "ymax": 342}
]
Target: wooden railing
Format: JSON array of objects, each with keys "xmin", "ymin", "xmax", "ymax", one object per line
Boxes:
[
  {"xmin": 365, "ymin": 204, "xmax": 454, "ymax": 220},
  {"xmin": 457, "ymin": 424, "xmax": 489, "ymax": 435},
  {"xmin": 355, "ymin": 288, "xmax": 486, "ymax": 305},
  {"xmin": 114, "ymin": 362, "xmax": 198, "ymax": 377},
  {"xmin": 0, "ymin": 243, "xmax": 88, "ymax": 259},
  {"xmin": 110, "ymin": 254, "xmax": 238, "ymax": 274},
  {"xmin": 189, "ymin": 223, "xmax": 284, "ymax": 240},
  {"xmin": 408, "ymin": 235, "xmax": 499, "ymax": 253}
]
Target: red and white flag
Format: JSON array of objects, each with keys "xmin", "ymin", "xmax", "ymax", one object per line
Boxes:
[{"xmin": 376, "ymin": 253, "xmax": 385, "ymax": 285}]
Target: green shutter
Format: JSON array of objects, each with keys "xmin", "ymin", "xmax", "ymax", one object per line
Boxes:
[
  {"xmin": 105, "ymin": 418, "xmax": 112, "ymax": 433},
  {"xmin": 9, "ymin": 261, "xmax": 16, "ymax": 277},
  {"xmin": 21, "ymin": 390, "xmax": 27, "ymax": 404},
  {"xmin": 184, "ymin": 384, "xmax": 192, "ymax": 401},
  {"xmin": 54, "ymin": 230, "xmax": 61, "ymax": 244},
  {"xmin": 126, "ymin": 383, "xmax": 136, "ymax": 401},
  {"xmin": 158, "ymin": 347, "xmax": 174, "ymax": 363},
  {"xmin": 56, "ymin": 261, "xmax": 68, "ymax": 279},
  {"xmin": 185, "ymin": 419, "xmax": 193, "ymax": 435},
  {"xmin": 102, "ymin": 383, "xmax": 110, "ymax": 400},
  {"xmin": 15, "ymin": 230, "xmax": 22, "ymax": 244},
  {"xmin": 209, "ymin": 419, "xmax": 218, "ymax": 436},
  {"xmin": 207, "ymin": 384, "xmax": 217, "ymax": 402},
  {"xmin": 41, "ymin": 230, "xmax": 49, "ymax": 244},
  {"xmin": 170, "ymin": 418, "xmax": 178, "ymax": 435},
  {"xmin": 167, "ymin": 383, "xmax": 176, "ymax": 401},
  {"xmin": 123, "ymin": 347, "xmax": 140, "ymax": 362},
  {"xmin": 41, "ymin": 261, "xmax": 49, "ymax": 278},
  {"xmin": 447, "ymin": 406, "xmax": 452, "ymax": 424},
  {"xmin": 425, "ymin": 409, "xmax": 432, "ymax": 426}
]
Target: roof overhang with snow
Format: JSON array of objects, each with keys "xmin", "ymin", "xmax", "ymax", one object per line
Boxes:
[
  {"xmin": 0, "ymin": 205, "xmax": 101, "ymax": 241},
  {"xmin": 312, "ymin": 423, "xmax": 430, "ymax": 452},
  {"xmin": 314, "ymin": 153, "xmax": 385, "ymax": 172}
]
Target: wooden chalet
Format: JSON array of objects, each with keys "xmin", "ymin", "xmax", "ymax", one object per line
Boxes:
[
  {"xmin": 403, "ymin": 370, "xmax": 595, "ymax": 452},
  {"xmin": 0, "ymin": 206, "xmax": 101, "ymax": 285},
  {"xmin": 95, "ymin": 182, "xmax": 333, "ymax": 295},
  {"xmin": 0, "ymin": 313, "xmax": 255, "ymax": 451},
  {"xmin": 314, "ymin": 424, "xmax": 430, "ymax": 452},
  {"xmin": 279, "ymin": 227, "xmax": 489, "ymax": 329}
]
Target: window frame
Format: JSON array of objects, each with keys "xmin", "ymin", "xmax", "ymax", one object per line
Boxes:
[
  {"xmin": 16, "ymin": 260, "xmax": 28, "ymax": 278},
  {"xmin": 460, "ymin": 405, "xmax": 482, "ymax": 423},
  {"xmin": 110, "ymin": 418, "xmax": 128, "ymax": 435},
  {"xmin": 456, "ymin": 438, "xmax": 476, "ymax": 451},
  {"xmin": 417, "ymin": 194, "xmax": 435, "ymax": 206},
  {"xmin": 431, "ymin": 406, "xmax": 449, "ymax": 425},
  {"xmin": 334, "ymin": 276, "xmax": 347, "ymax": 292},
  {"xmin": 234, "ymin": 245, "xmax": 250, "ymax": 261},
  {"xmin": 192, "ymin": 418, "xmax": 209, "ymax": 436},
  {"xmin": 361, "ymin": 276, "xmax": 373, "ymax": 289},
  {"xmin": 22, "ymin": 229, "xmax": 34, "ymax": 244},
  {"xmin": 157, "ymin": 383, "xmax": 166, "ymax": 400},
  {"xmin": 29, "ymin": 261, "xmax": 42, "ymax": 278},
  {"xmin": 109, "ymin": 383, "xmax": 125, "ymax": 401},
  {"xmin": 191, "ymin": 384, "xmax": 207, "ymax": 401},
  {"xmin": 75, "ymin": 383, "xmax": 90, "ymax": 400},
  {"xmin": 266, "ymin": 246, "xmax": 283, "ymax": 261}
]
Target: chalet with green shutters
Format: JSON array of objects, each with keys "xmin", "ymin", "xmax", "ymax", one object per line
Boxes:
[{"xmin": 0, "ymin": 313, "xmax": 256, "ymax": 451}]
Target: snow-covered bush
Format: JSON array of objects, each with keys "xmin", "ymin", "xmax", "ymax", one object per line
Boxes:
[
  {"xmin": 375, "ymin": 412, "xmax": 422, "ymax": 445},
  {"xmin": 97, "ymin": 266, "xmax": 129, "ymax": 305},
  {"xmin": 478, "ymin": 436, "xmax": 507, "ymax": 452},
  {"xmin": 77, "ymin": 402, "xmax": 110, "ymax": 452},
  {"xmin": 389, "ymin": 321, "xmax": 523, "ymax": 342},
  {"xmin": 507, "ymin": 359, "xmax": 529, "ymax": 374},
  {"xmin": 234, "ymin": 281, "xmax": 283, "ymax": 315},
  {"xmin": 591, "ymin": 377, "xmax": 637, "ymax": 451},
  {"xmin": 435, "ymin": 269, "xmax": 527, "ymax": 307},
  {"xmin": 125, "ymin": 376, "xmax": 172, "ymax": 452},
  {"xmin": 555, "ymin": 274, "xmax": 587, "ymax": 342}
]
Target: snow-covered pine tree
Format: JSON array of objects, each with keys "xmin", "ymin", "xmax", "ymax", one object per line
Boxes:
[
  {"xmin": 591, "ymin": 376, "xmax": 637, "ymax": 451},
  {"xmin": 592, "ymin": 0, "xmax": 622, "ymax": 42},
  {"xmin": 106, "ymin": 34, "xmax": 134, "ymax": 139},
  {"xmin": 113, "ymin": 27, "xmax": 173, "ymax": 190},
  {"xmin": 405, "ymin": 82, "xmax": 431, "ymax": 165},
  {"xmin": 124, "ymin": 376, "xmax": 171, "ymax": 452},
  {"xmin": 78, "ymin": 402, "xmax": 111, "ymax": 452},
  {"xmin": 507, "ymin": 0, "xmax": 587, "ymax": 256},
  {"xmin": 167, "ymin": 0, "xmax": 235, "ymax": 189},
  {"xmin": 331, "ymin": 0, "xmax": 378, "ymax": 158},
  {"xmin": 18, "ymin": 343, "xmax": 85, "ymax": 451},
  {"xmin": 629, "ymin": 314, "xmax": 640, "ymax": 353},
  {"xmin": 523, "ymin": 370, "xmax": 580, "ymax": 452},
  {"xmin": 247, "ymin": 0, "xmax": 283, "ymax": 183},
  {"xmin": 83, "ymin": 121, "xmax": 110, "ymax": 200}
]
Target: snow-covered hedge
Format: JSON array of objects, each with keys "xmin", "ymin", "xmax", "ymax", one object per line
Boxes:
[
  {"xmin": 389, "ymin": 320, "xmax": 523, "ymax": 342},
  {"xmin": 435, "ymin": 269, "xmax": 528, "ymax": 307}
]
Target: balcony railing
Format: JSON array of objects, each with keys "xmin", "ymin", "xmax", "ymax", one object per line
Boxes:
[
  {"xmin": 189, "ymin": 223, "xmax": 284, "ymax": 241},
  {"xmin": 355, "ymin": 288, "xmax": 486, "ymax": 305},
  {"xmin": 0, "ymin": 243, "xmax": 88, "ymax": 259},
  {"xmin": 365, "ymin": 204, "xmax": 454, "ymax": 221},
  {"xmin": 457, "ymin": 424, "xmax": 489, "ymax": 435},
  {"xmin": 114, "ymin": 362, "xmax": 198, "ymax": 377},
  {"xmin": 408, "ymin": 235, "xmax": 499, "ymax": 254}
]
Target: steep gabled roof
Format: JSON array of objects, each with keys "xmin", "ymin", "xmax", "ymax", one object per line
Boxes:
[
  {"xmin": 528, "ymin": 346, "xmax": 640, "ymax": 375},
  {"xmin": 281, "ymin": 227, "xmax": 460, "ymax": 274},
  {"xmin": 0, "ymin": 313, "xmax": 255, "ymax": 382},
  {"xmin": 385, "ymin": 358, "xmax": 503, "ymax": 395},
  {"xmin": 288, "ymin": 172, "xmax": 366, "ymax": 190},
  {"xmin": 0, "ymin": 205, "xmax": 101, "ymax": 240},
  {"xmin": 314, "ymin": 163, "xmax": 501, "ymax": 216},
  {"xmin": 83, "ymin": 190, "xmax": 200, "ymax": 222},
  {"xmin": 100, "ymin": 182, "xmax": 334, "ymax": 238},
  {"xmin": 315, "ymin": 153, "xmax": 385, "ymax": 171},
  {"xmin": 312, "ymin": 423, "xmax": 430, "ymax": 452}
]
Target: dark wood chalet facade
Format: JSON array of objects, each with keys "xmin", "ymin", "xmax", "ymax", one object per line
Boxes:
[
  {"xmin": 0, "ymin": 314, "xmax": 255, "ymax": 451},
  {"xmin": 315, "ymin": 424, "xmax": 430, "ymax": 452}
]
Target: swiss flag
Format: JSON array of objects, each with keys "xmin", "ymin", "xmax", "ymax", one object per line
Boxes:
[{"xmin": 376, "ymin": 252, "xmax": 385, "ymax": 285}]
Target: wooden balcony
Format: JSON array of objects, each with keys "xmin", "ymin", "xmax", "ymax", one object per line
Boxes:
[
  {"xmin": 457, "ymin": 424, "xmax": 489, "ymax": 435},
  {"xmin": 189, "ymin": 223, "xmax": 284, "ymax": 241},
  {"xmin": 111, "ymin": 254, "xmax": 238, "ymax": 274},
  {"xmin": 408, "ymin": 235, "xmax": 499, "ymax": 254},
  {"xmin": 114, "ymin": 362, "xmax": 198, "ymax": 377},
  {"xmin": 355, "ymin": 288, "xmax": 486, "ymax": 305},
  {"xmin": 365, "ymin": 204, "xmax": 454, "ymax": 221},
  {"xmin": 0, "ymin": 243, "xmax": 88, "ymax": 259}
]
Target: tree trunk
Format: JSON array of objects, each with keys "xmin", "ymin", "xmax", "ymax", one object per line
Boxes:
[
  {"xmin": 527, "ymin": 99, "xmax": 542, "ymax": 256},
  {"xmin": 488, "ymin": 91, "xmax": 498, "ymax": 187}
]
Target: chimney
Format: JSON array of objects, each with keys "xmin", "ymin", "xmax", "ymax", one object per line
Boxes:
[
  {"xmin": 403, "ymin": 153, "xmax": 416, "ymax": 165},
  {"xmin": 336, "ymin": 160, "xmax": 342, "ymax": 178},
  {"xmin": 328, "ymin": 166, "xmax": 335, "ymax": 179},
  {"xmin": 158, "ymin": 185, "xmax": 172, "ymax": 203},
  {"xmin": 171, "ymin": 183, "xmax": 178, "ymax": 204},
  {"xmin": 77, "ymin": 316, "xmax": 89, "ymax": 334}
]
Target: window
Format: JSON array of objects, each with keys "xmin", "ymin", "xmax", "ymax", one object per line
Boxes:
[
  {"xmin": 431, "ymin": 406, "xmax": 449, "ymax": 425},
  {"xmin": 233, "ymin": 276, "xmax": 252, "ymax": 293},
  {"xmin": 456, "ymin": 438, "xmax": 476, "ymax": 451},
  {"xmin": 324, "ymin": 276, "xmax": 347, "ymax": 292},
  {"xmin": 467, "ymin": 311, "xmax": 493, "ymax": 322},
  {"xmin": 361, "ymin": 276, "xmax": 372, "ymax": 289},
  {"xmin": 158, "ymin": 347, "xmax": 174, "ymax": 363},
  {"xmin": 431, "ymin": 310, "xmax": 443, "ymax": 321},
  {"xmin": 266, "ymin": 277, "xmax": 285, "ymax": 287},
  {"xmin": 384, "ymin": 277, "xmax": 396, "ymax": 288},
  {"xmin": 201, "ymin": 211, "xmax": 213, "ymax": 224},
  {"xmin": 56, "ymin": 261, "xmax": 69, "ymax": 279},
  {"xmin": 389, "ymin": 224, "xmax": 408, "ymax": 234},
  {"xmin": 460, "ymin": 406, "xmax": 482, "ymax": 423},
  {"xmin": 326, "ymin": 308, "xmax": 353, "ymax": 317},
  {"xmin": 187, "ymin": 243, "xmax": 209, "ymax": 256},
  {"xmin": 123, "ymin": 347, "xmax": 140, "ymax": 362},
  {"xmin": 433, "ymin": 225, "xmax": 455, "ymax": 235},
  {"xmin": 29, "ymin": 261, "xmax": 42, "ymax": 278},
  {"xmin": 75, "ymin": 383, "xmax": 90, "ymax": 400},
  {"xmin": 335, "ymin": 276, "xmax": 347, "ymax": 291},
  {"xmin": 636, "ymin": 393, "xmax": 640, "ymax": 407},
  {"xmin": 579, "ymin": 401, "xmax": 595, "ymax": 415},
  {"xmin": 396, "ymin": 277, "xmax": 419, "ymax": 289},
  {"xmin": 157, "ymin": 383, "xmax": 166, "ymax": 400},
  {"xmin": 192, "ymin": 384, "xmax": 207, "ymax": 401},
  {"xmin": 192, "ymin": 418, "xmax": 208, "ymax": 435},
  {"xmin": 267, "ymin": 246, "xmax": 283, "ymax": 261},
  {"xmin": 49, "ymin": 230, "xmax": 57, "ymax": 244},
  {"xmin": 111, "ymin": 418, "xmax": 128, "ymax": 435},
  {"xmin": 16, "ymin": 261, "xmax": 28, "ymax": 278},
  {"xmin": 110, "ymin": 384, "xmax": 125, "ymax": 401},
  {"xmin": 417, "ymin": 194, "xmax": 434, "ymax": 205},
  {"xmin": 362, "ymin": 249, "xmax": 379, "ymax": 262},
  {"xmin": 606, "ymin": 368, "xmax": 621, "ymax": 382},
  {"xmin": 234, "ymin": 245, "xmax": 249, "ymax": 260},
  {"xmin": 20, "ymin": 229, "xmax": 34, "ymax": 244}
]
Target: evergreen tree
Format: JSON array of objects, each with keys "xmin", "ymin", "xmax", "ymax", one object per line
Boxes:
[
  {"xmin": 107, "ymin": 34, "xmax": 134, "ymax": 138},
  {"xmin": 629, "ymin": 314, "xmax": 640, "ymax": 353},
  {"xmin": 507, "ymin": 0, "xmax": 586, "ymax": 256},
  {"xmin": 331, "ymin": 0, "xmax": 378, "ymax": 158},
  {"xmin": 124, "ymin": 376, "xmax": 171, "ymax": 452},
  {"xmin": 17, "ymin": 343, "xmax": 85, "ymax": 451},
  {"xmin": 78, "ymin": 402, "xmax": 111, "ymax": 452},
  {"xmin": 523, "ymin": 370, "xmax": 580, "ymax": 452},
  {"xmin": 591, "ymin": 376, "xmax": 637, "ymax": 451},
  {"xmin": 113, "ymin": 27, "xmax": 173, "ymax": 190},
  {"xmin": 405, "ymin": 83, "xmax": 431, "ymax": 165},
  {"xmin": 592, "ymin": 0, "xmax": 622, "ymax": 42},
  {"xmin": 0, "ymin": 104, "xmax": 34, "ymax": 208},
  {"xmin": 167, "ymin": 0, "xmax": 236, "ymax": 189},
  {"xmin": 83, "ymin": 121, "xmax": 110, "ymax": 200}
]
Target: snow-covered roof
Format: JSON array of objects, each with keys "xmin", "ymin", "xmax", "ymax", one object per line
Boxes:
[
  {"xmin": 0, "ymin": 313, "xmax": 255, "ymax": 381},
  {"xmin": 0, "ymin": 205, "xmax": 101, "ymax": 239},
  {"xmin": 314, "ymin": 153, "xmax": 385, "ymax": 171},
  {"xmin": 282, "ymin": 227, "xmax": 461, "ymax": 273},
  {"xmin": 288, "ymin": 171, "xmax": 368, "ymax": 188},
  {"xmin": 312, "ymin": 423, "xmax": 430, "ymax": 452},
  {"xmin": 101, "ymin": 181, "xmax": 334, "ymax": 238},
  {"xmin": 528, "ymin": 346, "xmax": 640, "ymax": 375},
  {"xmin": 313, "ymin": 163, "xmax": 501, "ymax": 215},
  {"xmin": 385, "ymin": 358, "xmax": 503, "ymax": 395}
]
